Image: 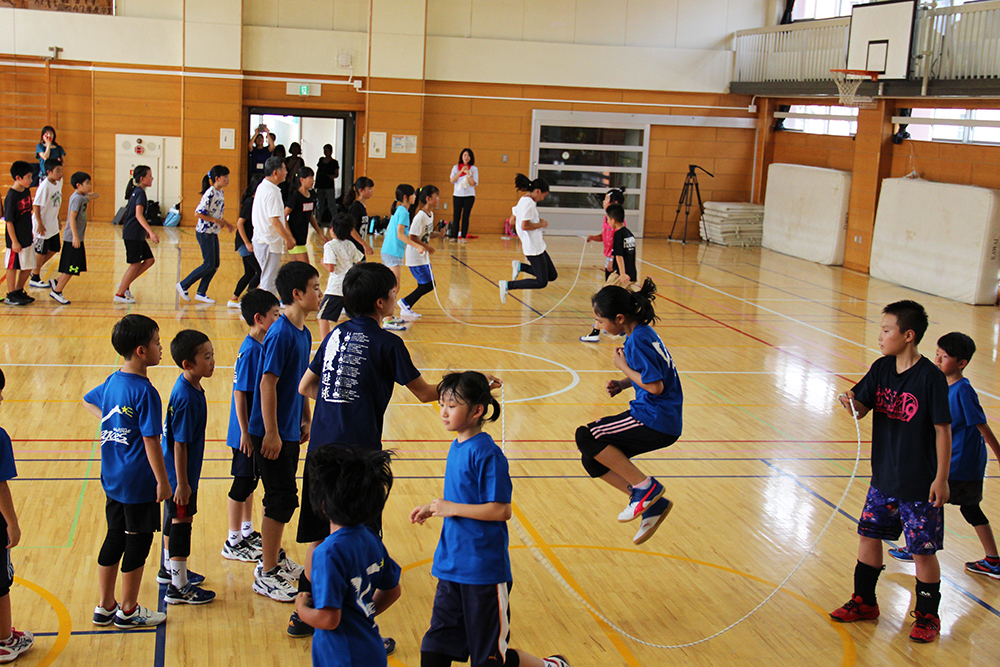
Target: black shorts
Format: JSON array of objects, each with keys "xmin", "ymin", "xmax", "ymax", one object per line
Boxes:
[
  {"xmin": 165, "ymin": 490, "xmax": 199, "ymax": 520},
  {"xmin": 319, "ymin": 294, "xmax": 352, "ymax": 322},
  {"xmin": 421, "ymin": 579, "xmax": 513, "ymax": 666},
  {"xmin": 58, "ymin": 241, "xmax": 87, "ymax": 275},
  {"xmin": 0, "ymin": 514, "xmax": 11, "ymax": 597},
  {"xmin": 250, "ymin": 433, "xmax": 301, "ymax": 523},
  {"xmin": 33, "ymin": 234, "xmax": 60, "ymax": 255},
  {"xmin": 231, "ymin": 447, "xmax": 257, "ymax": 478},
  {"xmin": 124, "ymin": 239, "xmax": 154, "ymax": 264},
  {"xmin": 297, "ymin": 446, "xmax": 383, "ymax": 543},
  {"xmin": 105, "ymin": 496, "xmax": 161, "ymax": 534},
  {"xmin": 576, "ymin": 411, "xmax": 679, "ymax": 478},
  {"xmin": 948, "ymin": 479, "xmax": 984, "ymax": 506}
]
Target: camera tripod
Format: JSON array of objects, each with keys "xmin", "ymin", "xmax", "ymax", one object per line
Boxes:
[{"xmin": 669, "ymin": 164, "xmax": 714, "ymax": 244}]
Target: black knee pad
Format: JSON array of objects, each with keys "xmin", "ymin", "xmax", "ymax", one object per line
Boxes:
[
  {"xmin": 264, "ymin": 492, "xmax": 298, "ymax": 524},
  {"xmin": 581, "ymin": 454, "xmax": 610, "ymax": 479},
  {"xmin": 961, "ymin": 504, "xmax": 990, "ymax": 527},
  {"xmin": 98, "ymin": 528, "xmax": 127, "ymax": 567},
  {"xmin": 502, "ymin": 649, "xmax": 520, "ymax": 667},
  {"xmin": 168, "ymin": 522, "xmax": 192, "ymax": 559},
  {"xmin": 229, "ymin": 476, "xmax": 259, "ymax": 502},
  {"xmin": 575, "ymin": 425, "xmax": 595, "ymax": 454},
  {"xmin": 298, "ymin": 572, "xmax": 311, "ymax": 594},
  {"xmin": 121, "ymin": 532, "xmax": 154, "ymax": 573}
]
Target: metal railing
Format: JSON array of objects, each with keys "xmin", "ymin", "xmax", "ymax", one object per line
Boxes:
[{"xmin": 734, "ymin": 0, "xmax": 1000, "ymax": 83}]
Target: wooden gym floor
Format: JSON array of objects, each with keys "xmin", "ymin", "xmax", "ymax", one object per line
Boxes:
[{"xmin": 1, "ymin": 223, "xmax": 998, "ymax": 667}]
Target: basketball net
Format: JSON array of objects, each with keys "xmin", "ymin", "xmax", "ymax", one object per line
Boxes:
[{"xmin": 833, "ymin": 71, "xmax": 877, "ymax": 109}]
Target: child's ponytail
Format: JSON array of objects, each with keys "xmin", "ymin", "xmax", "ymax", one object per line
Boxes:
[
  {"xmin": 392, "ymin": 183, "xmax": 415, "ymax": 215},
  {"xmin": 514, "ymin": 173, "xmax": 549, "ymax": 193},
  {"xmin": 592, "ymin": 277, "xmax": 659, "ymax": 326},
  {"xmin": 201, "ymin": 165, "xmax": 230, "ymax": 194}
]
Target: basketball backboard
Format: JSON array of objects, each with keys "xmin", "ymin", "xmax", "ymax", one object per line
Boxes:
[{"xmin": 846, "ymin": 0, "xmax": 917, "ymax": 80}]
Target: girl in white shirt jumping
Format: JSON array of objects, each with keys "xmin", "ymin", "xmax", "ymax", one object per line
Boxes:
[{"xmin": 499, "ymin": 174, "xmax": 555, "ymax": 304}]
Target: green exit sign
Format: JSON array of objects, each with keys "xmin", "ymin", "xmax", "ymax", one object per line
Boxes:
[{"xmin": 299, "ymin": 84, "xmax": 310, "ymax": 96}]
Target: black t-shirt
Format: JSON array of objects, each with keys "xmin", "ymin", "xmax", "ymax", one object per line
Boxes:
[
  {"xmin": 4, "ymin": 188, "xmax": 33, "ymax": 247},
  {"xmin": 852, "ymin": 355, "xmax": 951, "ymax": 501},
  {"xmin": 249, "ymin": 147, "xmax": 272, "ymax": 175},
  {"xmin": 286, "ymin": 188, "xmax": 316, "ymax": 246},
  {"xmin": 612, "ymin": 226, "xmax": 637, "ymax": 281},
  {"xmin": 122, "ymin": 187, "xmax": 149, "ymax": 241},
  {"xmin": 235, "ymin": 196, "xmax": 254, "ymax": 251},
  {"xmin": 348, "ymin": 201, "xmax": 368, "ymax": 232},
  {"xmin": 316, "ymin": 158, "xmax": 339, "ymax": 190}
]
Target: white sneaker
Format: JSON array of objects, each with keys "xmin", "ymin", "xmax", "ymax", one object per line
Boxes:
[
  {"xmin": 227, "ymin": 299, "xmax": 241, "ymax": 309},
  {"xmin": 28, "ymin": 277, "xmax": 48, "ymax": 289},
  {"xmin": 221, "ymin": 538, "xmax": 262, "ymax": 562},
  {"xmin": 632, "ymin": 497, "xmax": 673, "ymax": 545},
  {"xmin": 252, "ymin": 565, "xmax": 297, "ymax": 602},
  {"xmin": 579, "ymin": 329, "xmax": 600, "ymax": 343},
  {"xmin": 175, "ymin": 282, "xmax": 190, "ymax": 301},
  {"xmin": 124, "ymin": 289, "xmax": 134, "ymax": 301},
  {"xmin": 397, "ymin": 299, "xmax": 421, "ymax": 320},
  {"xmin": 0, "ymin": 628, "xmax": 34, "ymax": 662},
  {"xmin": 113, "ymin": 294, "xmax": 135, "ymax": 304},
  {"xmin": 512, "ymin": 260, "xmax": 521, "ymax": 281},
  {"xmin": 278, "ymin": 548, "xmax": 305, "ymax": 580},
  {"xmin": 194, "ymin": 293, "xmax": 215, "ymax": 304},
  {"xmin": 499, "ymin": 280, "xmax": 508, "ymax": 305},
  {"xmin": 113, "ymin": 604, "xmax": 167, "ymax": 629},
  {"xmin": 49, "ymin": 290, "xmax": 70, "ymax": 305},
  {"xmin": 543, "ymin": 656, "xmax": 570, "ymax": 667}
]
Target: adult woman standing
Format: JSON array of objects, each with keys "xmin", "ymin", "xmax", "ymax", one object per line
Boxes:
[
  {"xmin": 448, "ymin": 148, "xmax": 478, "ymax": 241},
  {"xmin": 35, "ymin": 126, "xmax": 65, "ymax": 186}
]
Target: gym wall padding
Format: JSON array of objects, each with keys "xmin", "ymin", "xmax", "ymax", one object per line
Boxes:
[
  {"xmin": 762, "ymin": 163, "xmax": 851, "ymax": 266},
  {"xmin": 870, "ymin": 178, "xmax": 1000, "ymax": 305}
]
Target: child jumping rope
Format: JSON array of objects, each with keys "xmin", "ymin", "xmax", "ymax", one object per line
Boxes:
[
  {"xmin": 379, "ymin": 184, "xmax": 418, "ymax": 330},
  {"xmin": 574, "ymin": 278, "xmax": 683, "ymax": 545},
  {"xmin": 397, "ymin": 185, "xmax": 440, "ymax": 321},
  {"xmin": 499, "ymin": 174, "xmax": 556, "ymax": 305}
]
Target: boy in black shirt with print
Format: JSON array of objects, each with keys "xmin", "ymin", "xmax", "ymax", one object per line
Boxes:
[
  {"xmin": 832, "ymin": 300, "xmax": 952, "ymax": 643},
  {"xmin": 608, "ymin": 204, "xmax": 635, "ymax": 286},
  {"xmin": 4, "ymin": 161, "xmax": 37, "ymax": 306}
]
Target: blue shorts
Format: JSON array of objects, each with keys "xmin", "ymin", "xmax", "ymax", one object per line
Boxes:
[
  {"xmin": 857, "ymin": 486, "xmax": 944, "ymax": 554},
  {"xmin": 231, "ymin": 447, "xmax": 256, "ymax": 478},
  {"xmin": 380, "ymin": 251, "xmax": 404, "ymax": 267},
  {"xmin": 409, "ymin": 264, "xmax": 433, "ymax": 284},
  {"xmin": 421, "ymin": 579, "xmax": 512, "ymax": 665}
]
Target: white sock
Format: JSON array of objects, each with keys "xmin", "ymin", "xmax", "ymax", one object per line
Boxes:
[
  {"xmin": 163, "ymin": 548, "xmax": 171, "ymax": 567},
  {"xmin": 228, "ymin": 530, "xmax": 241, "ymax": 546},
  {"xmin": 171, "ymin": 560, "xmax": 189, "ymax": 589},
  {"xmin": 633, "ymin": 477, "xmax": 652, "ymax": 490},
  {"xmin": 241, "ymin": 521, "xmax": 254, "ymax": 538}
]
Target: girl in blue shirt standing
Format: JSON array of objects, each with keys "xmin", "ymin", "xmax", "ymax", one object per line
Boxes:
[{"xmin": 575, "ymin": 278, "xmax": 683, "ymax": 545}]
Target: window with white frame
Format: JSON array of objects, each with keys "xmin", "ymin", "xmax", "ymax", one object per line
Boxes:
[
  {"xmin": 792, "ymin": 0, "xmax": 968, "ymax": 21},
  {"xmin": 905, "ymin": 108, "xmax": 1000, "ymax": 144},
  {"xmin": 781, "ymin": 105, "xmax": 859, "ymax": 136}
]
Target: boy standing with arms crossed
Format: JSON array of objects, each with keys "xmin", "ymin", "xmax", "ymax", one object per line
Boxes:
[
  {"xmin": 832, "ymin": 300, "xmax": 952, "ymax": 642},
  {"xmin": 4, "ymin": 161, "xmax": 36, "ymax": 306},
  {"xmin": 84, "ymin": 314, "xmax": 171, "ymax": 629}
]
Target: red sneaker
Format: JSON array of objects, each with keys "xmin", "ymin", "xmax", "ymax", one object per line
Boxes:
[
  {"xmin": 829, "ymin": 594, "xmax": 880, "ymax": 622},
  {"xmin": 909, "ymin": 610, "xmax": 941, "ymax": 643}
]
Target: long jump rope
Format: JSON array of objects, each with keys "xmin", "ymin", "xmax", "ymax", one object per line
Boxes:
[{"xmin": 418, "ymin": 238, "xmax": 865, "ymax": 648}]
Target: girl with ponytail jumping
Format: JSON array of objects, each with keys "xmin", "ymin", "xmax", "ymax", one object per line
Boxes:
[
  {"xmin": 499, "ymin": 174, "xmax": 557, "ymax": 304},
  {"xmin": 176, "ymin": 166, "xmax": 235, "ymax": 304},
  {"xmin": 575, "ymin": 278, "xmax": 683, "ymax": 545}
]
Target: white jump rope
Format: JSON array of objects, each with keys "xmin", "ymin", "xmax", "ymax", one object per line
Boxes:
[{"xmin": 496, "ymin": 383, "xmax": 864, "ymax": 649}]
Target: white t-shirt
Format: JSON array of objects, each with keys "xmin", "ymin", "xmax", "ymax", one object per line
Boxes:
[
  {"xmin": 252, "ymin": 178, "xmax": 286, "ymax": 253},
  {"xmin": 405, "ymin": 210, "xmax": 434, "ymax": 267},
  {"xmin": 514, "ymin": 195, "xmax": 545, "ymax": 256},
  {"xmin": 33, "ymin": 177, "xmax": 62, "ymax": 239},
  {"xmin": 451, "ymin": 164, "xmax": 478, "ymax": 198},
  {"xmin": 323, "ymin": 238, "xmax": 363, "ymax": 296}
]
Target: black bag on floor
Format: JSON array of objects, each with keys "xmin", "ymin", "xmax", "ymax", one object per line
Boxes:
[{"xmin": 146, "ymin": 200, "xmax": 163, "ymax": 226}]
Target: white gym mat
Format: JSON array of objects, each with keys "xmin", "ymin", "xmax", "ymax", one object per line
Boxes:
[{"xmin": 762, "ymin": 164, "xmax": 851, "ymax": 266}]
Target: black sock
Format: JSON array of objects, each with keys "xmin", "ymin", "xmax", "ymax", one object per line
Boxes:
[
  {"xmin": 915, "ymin": 579, "xmax": 941, "ymax": 616},
  {"xmin": 298, "ymin": 572, "xmax": 311, "ymax": 594},
  {"xmin": 854, "ymin": 561, "xmax": 883, "ymax": 606},
  {"xmin": 30, "ymin": 274, "xmax": 39, "ymax": 281}
]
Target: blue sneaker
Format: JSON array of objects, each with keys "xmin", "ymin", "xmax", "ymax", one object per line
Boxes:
[
  {"xmin": 164, "ymin": 583, "xmax": 216, "ymax": 605},
  {"xmin": 287, "ymin": 611, "xmax": 314, "ymax": 638},
  {"xmin": 93, "ymin": 603, "xmax": 120, "ymax": 626},
  {"xmin": 965, "ymin": 558, "xmax": 1000, "ymax": 579},
  {"xmin": 157, "ymin": 565, "xmax": 206, "ymax": 586},
  {"xmin": 889, "ymin": 547, "xmax": 913, "ymax": 562},
  {"xmin": 632, "ymin": 497, "xmax": 673, "ymax": 545},
  {"xmin": 617, "ymin": 478, "xmax": 665, "ymax": 523}
]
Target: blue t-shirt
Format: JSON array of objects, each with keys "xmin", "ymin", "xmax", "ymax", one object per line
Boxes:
[
  {"xmin": 432, "ymin": 432, "xmax": 512, "ymax": 585},
  {"xmin": 948, "ymin": 377, "xmax": 989, "ymax": 481},
  {"xmin": 380, "ymin": 206, "xmax": 409, "ymax": 259},
  {"xmin": 0, "ymin": 428, "xmax": 18, "ymax": 483},
  {"xmin": 308, "ymin": 317, "xmax": 421, "ymax": 452},
  {"xmin": 249, "ymin": 315, "xmax": 312, "ymax": 442},
  {"xmin": 625, "ymin": 324, "xmax": 683, "ymax": 436},
  {"xmin": 162, "ymin": 374, "xmax": 208, "ymax": 492},
  {"xmin": 85, "ymin": 371, "xmax": 163, "ymax": 504},
  {"xmin": 226, "ymin": 335, "xmax": 263, "ymax": 449},
  {"xmin": 311, "ymin": 525, "xmax": 401, "ymax": 667}
]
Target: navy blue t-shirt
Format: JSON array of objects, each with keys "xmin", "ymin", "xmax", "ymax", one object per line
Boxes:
[
  {"xmin": 226, "ymin": 335, "xmax": 263, "ymax": 449},
  {"xmin": 162, "ymin": 374, "xmax": 208, "ymax": 492},
  {"xmin": 625, "ymin": 324, "xmax": 683, "ymax": 436},
  {"xmin": 311, "ymin": 525, "xmax": 401, "ymax": 667},
  {"xmin": 85, "ymin": 371, "xmax": 163, "ymax": 504},
  {"xmin": 308, "ymin": 317, "xmax": 421, "ymax": 452},
  {"xmin": 0, "ymin": 427, "xmax": 18, "ymax": 484},
  {"xmin": 249, "ymin": 315, "xmax": 312, "ymax": 442},
  {"xmin": 432, "ymin": 432, "xmax": 512, "ymax": 585},
  {"xmin": 948, "ymin": 378, "xmax": 988, "ymax": 481},
  {"xmin": 122, "ymin": 186, "xmax": 149, "ymax": 241}
]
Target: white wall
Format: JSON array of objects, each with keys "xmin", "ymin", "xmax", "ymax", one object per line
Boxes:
[{"xmin": 243, "ymin": 0, "xmax": 369, "ymax": 32}]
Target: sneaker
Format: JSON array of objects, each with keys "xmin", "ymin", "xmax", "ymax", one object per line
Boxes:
[
  {"xmin": 175, "ymin": 282, "xmax": 190, "ymax": 301},
  {"xmin": 28, "ymin": 276, "xmax": 47, "ymax": 289},
  {"xmin": 194, "ymin": 293, "xmax": 215, "ymax": 304},
  {"xmin": 252, "ymin": 566, "xmax": 298, "ymax": 602},
  {"xmin": 543, "ymin": 656, "xmax": 570, "ymax": 667},
  {"xmin": 93, "ymin": 603, "xmax": 120, "ymax": 626},
  {"xmin": 114, "ymin": 604, "xmax": 167, "ymax": 629},
  {"xmin": 49, "ymin": 290, "xmax": 70, "ymax": 305},
  {"xmin": 157, "ymin": 565, "xmax": 206, "ymax": 586},
  {"xmin": 397, "ymin": 299, "xmax": 421, "ymax": 320},
  {"xmin": 113, "ymin": 293, "xmax": 135, "ymax": 304},
  {"xmin": 829, "ymin": 594, "xmax": 880, "ymax": 623},
  {"xmin": 909, "ymin": 610, "xmax": 941, "ymax": 643},
  {"xmin": 164, "ymin": 582, "xmax": 216, "ymax": 605},
  {"xmin": 278, "ymin": 548, "xmax": 305, "ymax": 580},
  {"xmin": 0, "ymin": 629, "xmax": 34, "ymax": 663},
  {"xmin": 384, "ymin": 637, "xmax": 396, "ymax": 656},
  {"xmin": 965, "ymin": 558, "xmax": 1000, "ymax": 579},
  {"xmin": 382, "ymin": 317, "xmax": 406, "ymax": 331},
  {"xmin": 579, "ymin": 328, "xmax": 600, "ymax": 343},
  {"xmin": 16, "ymin": 290, "xmax": 34, "ymax": 304},
  {"xmin": 227, "ymin": 299, "xmax": 241, "ymax": 309},
  {"xmin": 499, "ymin": 280, "xmax": 508, "ymax": 305},
  {"xmin": 617, "ymin": 478, "xmax": 665, "ymax": 522},
  {"xmin": 124, "ymin": 289, "xmax": 134, "ymax": 301},
  {"xmin": 889, "ymin": 547, "xmax": 914, "ymax": 562},
  {"xmin": 511, "ymin": 260, "xmax": 521, "ymax": 281},
  {"xmin": 245, "ymin": 531, "xmax": 262, "ymax": 550},
  {"xmin": 3, "ymin": 294, "xmax": 28, "ymax": 306},
  {"xmin": 287, "ymin": 611, "xmax": 314, "ymax": 638},
  {"xmin": 632, "ymin": 497, "xmax": 673, "ymax": 545},
  {"xmin": 222, "ymin": 538, "xmax": 262, "ymax": 562}
]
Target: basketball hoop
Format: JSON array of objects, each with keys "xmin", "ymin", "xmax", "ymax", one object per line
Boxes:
[{"xmin": 831, "ymin": 69, "xmax": 879, "ymax": 109}]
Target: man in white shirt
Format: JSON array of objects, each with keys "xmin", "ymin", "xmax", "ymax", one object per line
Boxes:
[{"xmin": 252, "ymin": 156, "xmax": 295, "ymax": 295}]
